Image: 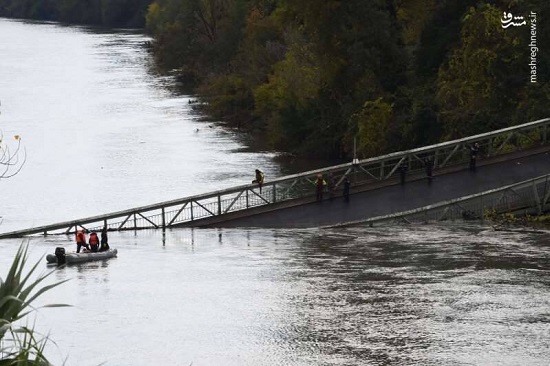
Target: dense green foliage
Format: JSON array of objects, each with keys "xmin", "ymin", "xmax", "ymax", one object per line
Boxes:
[
  {"xmin": 1, "ymin": 0, "xmax": 548, "ymax": 158},
  {"xmin": 146, "ymin": 0, "xmax": 550, "ymax": 158},
  {"xmin": 0, "ymin": 0, "xmax": 150, "ymax": 27}
]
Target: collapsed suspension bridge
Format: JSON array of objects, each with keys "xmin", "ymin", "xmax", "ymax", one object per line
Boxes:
[{"xmin": 0, "ymin": 118, "xmax": 549, "ymax": 238}]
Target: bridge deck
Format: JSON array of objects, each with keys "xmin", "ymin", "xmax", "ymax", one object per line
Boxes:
[{"xmin": 210, "ymin": 151, "xmax": 550, "ymax": 228}]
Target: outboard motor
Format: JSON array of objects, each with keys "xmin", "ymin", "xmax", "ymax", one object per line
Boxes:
[{"xmin": 55, "ymin": 247, "xmax": 66, "ymax": 265}]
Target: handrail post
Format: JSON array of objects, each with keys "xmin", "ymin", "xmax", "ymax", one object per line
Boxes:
[
  {"xmin": 218, "ymin": 195, "xmax": 222, "ymax": 215},
  {"xmin": 272, "ymin": 183, "xmax": 276, "ymax": 203},
  {"xmin": 190, "ymin": 202, "xmax": 194, "ymax": 221},
  {"xmin": 161, "ymin": 208, "xmax": 166, "ymax": 228}
]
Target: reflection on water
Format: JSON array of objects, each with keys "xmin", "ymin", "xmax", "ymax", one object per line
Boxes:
[{"xmin": 0, "ymin": 224, "xmax": 548, "ymax": 365}]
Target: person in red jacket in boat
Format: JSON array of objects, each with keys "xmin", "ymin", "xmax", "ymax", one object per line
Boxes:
[
  {"xmin": 89, "ymin": 231, "xmax": 100, "ymax": 252},
  {"xmin": 75, "ymin": 229, "xmax": 89, "ymax": 253}
]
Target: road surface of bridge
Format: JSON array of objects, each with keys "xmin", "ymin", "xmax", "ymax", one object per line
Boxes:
[{"xmin": 210, "ymin": 150, "xmax": 550, "ymax": 228}]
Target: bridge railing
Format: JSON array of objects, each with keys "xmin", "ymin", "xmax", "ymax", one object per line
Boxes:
[
  {"xmin": 328, "ymin": 173, "xmax": 550, "ymax": 227},
  {"xmin": 0, "ymin": 117, "xmax": 548, "ymax": 237}
]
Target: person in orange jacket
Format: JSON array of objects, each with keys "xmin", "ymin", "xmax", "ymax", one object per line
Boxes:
[
  {"xmin": 76, "ymin": 229, "xmax": 89, "ymax": 253},
  {"xmin": 89, "ymin": 231, "xmax": 100, "ymax": 252},
  {"xmin": 315, "ymin": 174, "xmax": 327, "ymax": 201}
]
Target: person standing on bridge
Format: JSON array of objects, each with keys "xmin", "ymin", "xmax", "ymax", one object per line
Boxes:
[
  {"xmin": 75, "ymin": 229, "xmax": 89, "ymax": 253},
  {"xmin": 469, "ymin": 142, "xmax": 480, "ymax": 172},
  {"xmin": 252, "ymin": 169, "xmax": 265, "ymax": 193},
  {"xmin": 425, "ymin": 157, "xmax": 434, "ymax": 183},
  {"xmin": 399, "ymin": 162, "xmax": 408, "ymax": 185},
  {"xmin": 315, "ymin": 174, "xmax": 327, "ymax": 201}
]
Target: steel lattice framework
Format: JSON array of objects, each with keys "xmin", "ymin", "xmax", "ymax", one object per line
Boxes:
[{"xmin": 325, "ymin": 174, "xmax": 550, "ymax": 227}]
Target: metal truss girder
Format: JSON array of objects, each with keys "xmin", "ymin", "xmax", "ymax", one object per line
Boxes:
[
  {"xmin": 137, "ymin": 212, "xmax": 158, "ymax": 228},
  {"xmin": 118, "ymin": 214, "xmax": 132, "ymax": 230},
  {"xmin": 168, "ymin": 202, "xmax": 189, "ymax": 226},
  {"xmin": 385, "ymin": 156, "xmax": 407, "ymax": 179},
  {"xmin": 193, "ymin": 200, "xmax": 216, "ymax": 217},
  {"xmin": 249, "ymin": 189, "xmax": 270, "ymax": 204},
  {"xmin": 224, "ymin": 191, "xmax": 245, "ymax": 214}
]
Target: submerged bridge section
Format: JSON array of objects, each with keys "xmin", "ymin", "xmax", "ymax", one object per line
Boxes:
[
  {"xmin": 221, "ymin": 156, "xmax": 550, "ymax": 228},
  {"xmin": 0, "ymin": 118, "xmax": 549, "ymax": 238}
]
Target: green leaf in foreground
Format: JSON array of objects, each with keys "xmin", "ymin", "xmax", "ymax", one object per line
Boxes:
[{"xmin": 1, "ymin": 242, "xmax": 70, "ymax": 364}]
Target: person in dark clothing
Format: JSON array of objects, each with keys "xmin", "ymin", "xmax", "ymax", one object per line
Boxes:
[
  {"xmin": 75, "ymin": 229, "xmax": 89, "ymax": 253},
  {"xmin": 100, "ymin": 226, "xmax": 110, "ymax": 252},
  {"xmin": 315, "ymin": 174, "xmax": 326, "ymax": 201},
  {"xmin": 398, "ymin": 162, "xmax": 408, "ymax": 185},
  {"xmin": 469, "ymin": 143, "xmax": 480, "ymax": 171},
  {"xmin": 343, "ymin": 177, "xmax": 351, "ymax": 203},
  {"xmin": 252, "ymin": 169, "xmax": 265, "ymax": 193},
  {"xmin": 425, "ymin": 157, "xmax": 434, "ymax": 183},
  {"xmin": 89, "ymin": 231, "xmax": 100, "ymax": 252}
]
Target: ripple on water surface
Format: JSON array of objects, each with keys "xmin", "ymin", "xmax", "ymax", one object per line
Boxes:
[{"xmin": 0, "ymin": 224, "xmax": 549, "ymax": 365}]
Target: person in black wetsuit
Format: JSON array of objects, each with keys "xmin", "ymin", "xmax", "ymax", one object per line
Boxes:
[{"xmin": 99, "ymin": 226, "xmax": 110, "ymax": 252}]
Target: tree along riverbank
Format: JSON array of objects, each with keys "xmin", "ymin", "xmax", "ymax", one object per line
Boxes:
[
  {"xmin": 3, "ymin": 0, "xmax": 549, "ymax": 161},
  {"xmin": 146, "ymin": 0, "xmax": 550, "ymax": 160}
]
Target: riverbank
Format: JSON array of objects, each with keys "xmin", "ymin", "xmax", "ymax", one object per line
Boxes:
[
  {"xmin": 486, "ymin": 210, "xmax": 550, "ymax": 231},
  {"xmin": 147, "ymin": 1, "xmax": 550, "ymax": 161}
]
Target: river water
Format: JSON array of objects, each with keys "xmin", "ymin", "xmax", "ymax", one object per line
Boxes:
[
  {"xmin": 0, "ymin": 19, "xmax": 549, "ymax": 366},
  {"xmin": 0, "ymin": 18, "xmax": 281, "ymax": 234}
]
